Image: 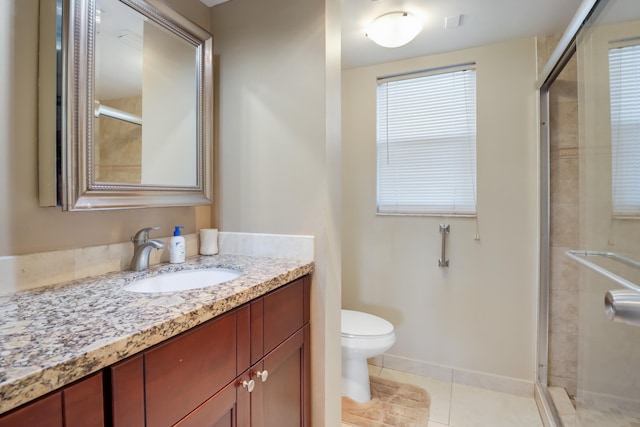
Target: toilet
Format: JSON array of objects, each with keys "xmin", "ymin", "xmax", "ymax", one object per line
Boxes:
[{"xmin": 341, "ymin": 309, "xmax": 396, "ymax": 402}]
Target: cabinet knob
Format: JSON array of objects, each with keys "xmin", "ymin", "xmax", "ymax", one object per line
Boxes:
[
  {"xmin": 241, "ymin": 379, "xmax": 255, "ymax": 393},
  {"xmin": 256, "ymin": 370, "xmax": 269, "ymax": 382}
]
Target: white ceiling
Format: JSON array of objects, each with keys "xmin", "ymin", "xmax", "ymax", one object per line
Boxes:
[
  {"xmin": 341, "ymin": 0, "xmax": 584, "ymax": 69},
  {"xmin": 200, "ymin": 0, "xmax": 586, "ymax": 69},
  {"xmin": 96, "ymin": 0, "xmax": 144, "ymax": 100}
]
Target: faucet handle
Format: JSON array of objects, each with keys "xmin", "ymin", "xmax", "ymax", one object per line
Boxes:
[{"xmin": 131, "ymin": 226, "xmax": 160, "ymax": 244}]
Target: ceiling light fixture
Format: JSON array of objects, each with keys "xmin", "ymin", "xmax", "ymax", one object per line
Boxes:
[
  {"xmin": 200, "ymin": 0, "xmax": 230, "ymax": 6},
  {"xmin": 366, "ymin": 12, "xmax": 423, "ymax": 48}
]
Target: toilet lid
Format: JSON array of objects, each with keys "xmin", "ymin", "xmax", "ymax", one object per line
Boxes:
[{"xmin": 341, "ymin": 309, "xmax": 394, "ymax": 337}]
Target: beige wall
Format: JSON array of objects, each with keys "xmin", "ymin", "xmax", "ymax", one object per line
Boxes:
[
  {"xmin": 141, "ymin": 22, "xmax": 197, "ymax": 186},
  {"xmin": 210, "ymin": 0, "xmax": 342, "ymax": 425},
  {"xmin": 2, "ymin": 0, "xmax": 339, "ymax": 422},
  {"xmin": 342, "ymin": 38, "xmax": 539, "ymax": 381},
  {"xmin": 0, "ymin": 0, "xmax": 211, "ymax": 256}
]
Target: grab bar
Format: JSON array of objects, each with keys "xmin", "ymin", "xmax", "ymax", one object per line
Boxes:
[{"xmin": 438, "ymin": 224, "xmax": 450, "ymax": 268}]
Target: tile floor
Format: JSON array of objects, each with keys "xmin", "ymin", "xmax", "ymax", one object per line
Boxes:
[{"xmin": 342, "ymin": 366, "xmax": 544, "ymax": 427}]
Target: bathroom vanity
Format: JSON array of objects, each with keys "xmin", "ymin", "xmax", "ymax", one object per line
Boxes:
[{"xmin": 0, "ymin": 255, "xmax": 312, "ymax": 427}]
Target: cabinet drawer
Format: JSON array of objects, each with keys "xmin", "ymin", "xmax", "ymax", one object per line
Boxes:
[
  {"xmin": 0, "ymin": 372, "xmax": 104, "ymax": 427},
  {"xmin": 145, "ymin": 312, "xmax": 237, "ymax": 427},
  {"xmin": 0, "ymin": 392, "xmax": 62, "ymax": 427},
  {"xmin": 110, "ymin": 354, "xmax": 144, "ymax": 427},
  {"xmin": 63, "ymin": 372, "xmax": 105, "ymax": 427},
  {"xmin": 251, "ymin": 278, "xmax": 305, "ymax": 363}
]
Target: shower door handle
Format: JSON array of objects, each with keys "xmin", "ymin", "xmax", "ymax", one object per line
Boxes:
[{"xmin": 604, "ymin": 290, "xmax": 640, "ymax": 327}]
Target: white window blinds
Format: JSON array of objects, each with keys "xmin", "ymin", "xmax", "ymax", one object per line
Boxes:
[
  {"xmin": 376, "ymin": 66, "xmax": 477, "ymax": 215},
  {"xmin": 610, "ymin": 44, "xmax": 640, "ymax": 216}
]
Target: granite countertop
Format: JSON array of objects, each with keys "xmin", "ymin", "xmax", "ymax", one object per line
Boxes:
[{"xmin": 0, "ymin": 254, "xmax": 314, "ymax": 414}]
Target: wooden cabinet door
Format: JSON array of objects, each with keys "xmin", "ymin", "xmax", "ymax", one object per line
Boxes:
[
  {"xmin": 174, "ymin": 381, "xmax": 238, "ymax": 427},
  {"xmin": 251, "ymin": 326, "xmax": 309, "ymax": 427}
]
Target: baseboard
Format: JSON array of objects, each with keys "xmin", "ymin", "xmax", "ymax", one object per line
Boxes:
[{"xmin": 371, "ymin": 352, "xmax": 535, "ymax": 397}]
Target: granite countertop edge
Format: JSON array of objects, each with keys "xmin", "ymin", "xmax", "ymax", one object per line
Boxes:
[{"xmin": 0, "ymin": 254, "xmax": 315, "ymax": 414}]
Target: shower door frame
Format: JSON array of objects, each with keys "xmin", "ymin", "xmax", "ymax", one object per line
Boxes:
[{"xmin": 535, "ymin": 0, "xmax": 601, "ymax": 426}]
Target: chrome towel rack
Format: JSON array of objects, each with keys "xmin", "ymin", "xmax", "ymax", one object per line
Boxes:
[{"xmin": 94, "ymin": 101, "xmax": 142, "ymax": 126}]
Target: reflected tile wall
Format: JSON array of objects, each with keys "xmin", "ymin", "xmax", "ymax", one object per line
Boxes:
[
  {"xmin": 96, "ymin": 96, "xmax": 143, "ymax": 184},
  {"xmin": 539, "ymin": 35, "xmax": 580, "ymax": 397}
]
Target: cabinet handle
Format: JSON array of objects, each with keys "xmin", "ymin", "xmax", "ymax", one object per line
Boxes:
[
  {"xmin": 256, "ymin": 370, "xmax": 269, "ymax": 382},
  {"xmin": 241, "ymin": 379, "xmax": 255, "ymax": 393}
]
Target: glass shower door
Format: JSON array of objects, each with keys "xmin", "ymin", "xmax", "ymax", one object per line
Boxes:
[{"xmin": 570, "ymin": 0, "xmax": 640, "ymax": 424}]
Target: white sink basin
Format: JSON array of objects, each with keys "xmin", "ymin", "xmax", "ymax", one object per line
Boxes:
[{"xmin": 123, "ymin": 268, "xmax": 241, "ymax": 293}]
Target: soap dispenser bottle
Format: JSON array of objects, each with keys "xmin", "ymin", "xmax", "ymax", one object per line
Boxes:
[{"xmin": 169, "ymin": 226, "xmax": 185, "ymax": 263}]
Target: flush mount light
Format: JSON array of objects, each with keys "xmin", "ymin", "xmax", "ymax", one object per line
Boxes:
[
  {"xmin": 200, "ymin": 0, "xmax": 230, "ymax": 6},
  {"xmin": 95, "ymin": 8, "xmax": 103, "ymax": 24},
  {"xmin": 366, "ymin": 11, "xmax": 423, "ymax": 48}
]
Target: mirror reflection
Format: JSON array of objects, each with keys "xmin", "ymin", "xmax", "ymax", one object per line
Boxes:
[
  {"xmin": 94, "ymin": 0, "xmax": 198, "ymax": 187},
  {"xmin": 38, "ymin": 0, "xmax": 213, "ymax": 210}
]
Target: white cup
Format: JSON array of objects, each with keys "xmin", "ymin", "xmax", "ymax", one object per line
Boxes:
[{"xmin": 199, "ymin": 228, "xmax": 219, "ymax": 255}]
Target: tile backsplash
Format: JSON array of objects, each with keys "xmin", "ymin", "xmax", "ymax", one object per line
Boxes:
[
  {"xmin": 0, "ymin": 232, "xmax": 314, "ymax": 294},
  {"xmin": 218, "ymin": 232, "xmax": 314, "ymax": 261}
]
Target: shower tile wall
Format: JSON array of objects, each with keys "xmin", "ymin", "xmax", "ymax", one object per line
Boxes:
[
  {"xmin": 96, "ymin": 96, "xmax": 142, "ymax": 184},
  {"xmin": 538, "ymin": 35, "xmax": 580, "ymax": 398}
]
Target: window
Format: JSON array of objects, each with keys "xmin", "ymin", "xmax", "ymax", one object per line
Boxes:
[
  {"xmin": 376, "ymin": 65, "xmax": 477, "ymax": 216},
  {"xmin": 610, "ymin": 44, "xmax": 640, "ymax": 216}
]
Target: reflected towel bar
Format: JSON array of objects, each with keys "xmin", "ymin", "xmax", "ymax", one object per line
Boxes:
[
  {"xmin": 94, "ymin": 102, "xmax": 142, "ymax": 126},
  {"xmin": 566, "ymin": 250, "xmax": 640, "ymax": 293}
]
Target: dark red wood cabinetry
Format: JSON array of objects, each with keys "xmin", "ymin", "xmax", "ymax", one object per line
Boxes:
[
  {"xmin": 110, "ymin": 354, "xmax": 145, "ymax": 426},
  {"xmin": 0, "ymin": 275, "xmax": 310, "ymax": 427},
  {"xmin": 248, "ymin": 278, "xmax": 311, "ymax": 427},
  {"xmin": 0, "ymin": 392, "xmax": 62, "ymax": 427},
  {"xmin": 63, "ymin": 372, "xmax": 106, "ymax": 427},
  {"xmin": 0, "ymin": 372, "xmax": 104, "ymax": 427},
  {"xmin": 144, "ymin": 311, "xmax": 237, "ymax": 426},
  {"xmin": 250, "ymin": 326, "xmax": 310, "ymax": 427},
  {"xmin": 110, "ymin": 275, "xmax": 311, "ymax": 427}
]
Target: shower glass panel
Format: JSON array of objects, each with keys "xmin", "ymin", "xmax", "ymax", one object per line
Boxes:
[{"xmin": 572, "ymin": 0, "xmax": 640, "ymax": 425}]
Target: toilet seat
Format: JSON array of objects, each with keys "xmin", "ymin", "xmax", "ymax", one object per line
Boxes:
[{"xmin": 341, "ymin": 309, "xmax": 394, "ymax": 338}]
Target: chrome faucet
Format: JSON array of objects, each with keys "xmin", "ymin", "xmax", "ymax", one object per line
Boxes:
[{"xmin": 130, "ymin": 227, "xmax": 165, "ymax": 271}]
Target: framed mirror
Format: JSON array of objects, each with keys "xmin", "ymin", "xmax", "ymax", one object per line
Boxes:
[{"xmin": 39, "ymin": 0, "xmax": 213, "ymax": 210}]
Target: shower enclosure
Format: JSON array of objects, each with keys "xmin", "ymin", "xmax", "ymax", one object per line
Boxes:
[{"xmin": 538, "ymin": 0, "xmax": 640, "ymax": 425}]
